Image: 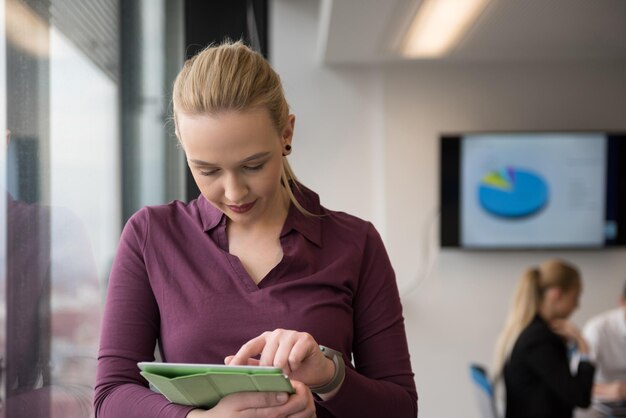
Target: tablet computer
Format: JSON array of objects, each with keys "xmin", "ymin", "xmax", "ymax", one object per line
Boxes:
[{"xmin": 137, "ymin": 362, "xmax": 294, "ymax": 409}]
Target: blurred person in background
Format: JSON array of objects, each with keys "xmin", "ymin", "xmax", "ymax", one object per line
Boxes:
[
  {"xmin": 493, "ymin": 258, "xmax": 595, "ymax": 418},
  {"xmin": 582, "ymin": 280, "xmax": 626, "ymax": 402}
]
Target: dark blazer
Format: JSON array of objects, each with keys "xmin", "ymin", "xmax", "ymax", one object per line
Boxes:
[{"xmin": 504, "ymin": 314, "xmax": 595, "ymax": 418}]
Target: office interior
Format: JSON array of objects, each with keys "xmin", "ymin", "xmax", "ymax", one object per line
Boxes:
[{"xmin": 1, "ymin": 0, "xmax": 626, "ymax": 417}]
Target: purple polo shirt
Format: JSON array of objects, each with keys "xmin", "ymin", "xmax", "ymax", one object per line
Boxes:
[{"xmin": 95, "ymin": 185, "xmax": 417, "ymax": 418}]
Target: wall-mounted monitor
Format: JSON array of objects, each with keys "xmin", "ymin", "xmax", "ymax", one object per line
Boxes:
[{"xmin": 440, "ymin": 132, "xmax": 626, "ymax": 249}]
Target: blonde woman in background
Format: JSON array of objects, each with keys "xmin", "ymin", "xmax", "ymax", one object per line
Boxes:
[{"xmin": 493, "ymin": 259, "xmax": 595, "ymax": 418}]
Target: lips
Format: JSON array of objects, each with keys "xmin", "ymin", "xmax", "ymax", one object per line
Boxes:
[{"xmin": 227, "ymin": 200, "xmax": 256, "ymax": 214}]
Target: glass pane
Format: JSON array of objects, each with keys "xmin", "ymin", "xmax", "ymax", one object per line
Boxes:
[
  {"xmin": 2, "ymin": 0, "xmax": 120, "ymax": 416},
  {"xmin": 2, "ymin": 0, "xmax": 181, "ymax": 415},
  {"xmin": 0, "ymin": 0, "xmax": 7, "ymax": 412}
]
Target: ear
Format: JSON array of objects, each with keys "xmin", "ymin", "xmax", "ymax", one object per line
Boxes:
[{"xmin": 282, "ymin": 114, "xmax": 295, "ymax": 147}]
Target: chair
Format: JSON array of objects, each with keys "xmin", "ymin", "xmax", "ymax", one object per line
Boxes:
[{"xmin": 469, "ymin": 363, "xmax": 498, "ymax": 418}]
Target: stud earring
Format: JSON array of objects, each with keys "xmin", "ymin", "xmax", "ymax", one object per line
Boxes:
[{"xmin": 283, "ymin": 144, "xmax": 292, "ymax": 156}]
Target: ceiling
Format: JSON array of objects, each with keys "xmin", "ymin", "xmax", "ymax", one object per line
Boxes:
[{"xmin": 319, "ymin": 0, "xmax": 626, "ymax": 64}]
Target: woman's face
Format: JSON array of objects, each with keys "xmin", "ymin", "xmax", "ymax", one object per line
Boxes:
[
  {"xmin": 554, "ymin": 283, "xmax": 581, "ymax": 319},
  {"xmin": 177, "ymin": 108, "xmax": 294, "ymax": 226}
]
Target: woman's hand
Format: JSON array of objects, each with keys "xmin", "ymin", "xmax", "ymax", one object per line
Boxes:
[
  {"xmin": 549, "ymin": 319, "xmax": 589, "ymax": 354},
  {"xmin": 226, "ymin": 329, "xmax": 335, "ymax": 389},
  {"xmin": 185, "ymin": 380, "xmax": 315, "ymax": 418},
  {"xmin": 593, "ymin": 381, "xmax": 626, "ymax": 401}
]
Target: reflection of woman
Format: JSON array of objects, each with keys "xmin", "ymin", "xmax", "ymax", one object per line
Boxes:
[
  {"xmin": 2, "ymin": 130, "xmax": 100, "ymax": 418},
  {"xmin": 94, "ymin": 41, "xmax": 417, "ymax": 418},
  {"xmin": 493, "ymin": 259, "xmax": 595, "ymax": 418}
]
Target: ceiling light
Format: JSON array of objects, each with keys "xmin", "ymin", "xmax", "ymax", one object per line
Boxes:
[{"xmin": 401, "ymin": 0, "xmax": 489, "ymax": 58}]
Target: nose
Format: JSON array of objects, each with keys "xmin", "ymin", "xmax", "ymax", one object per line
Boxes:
[{"xmin": 223, "ymin": 173, "xmax": 248, "ymax": 203}]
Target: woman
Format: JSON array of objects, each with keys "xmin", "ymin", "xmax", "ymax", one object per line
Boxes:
[
  {"xmin": 493, "ymin": 259, "xmax": 595, "ymax": 418},
  {"xmin": 94, "ymin": 41, "xmax": 417, "ymax": 418}
]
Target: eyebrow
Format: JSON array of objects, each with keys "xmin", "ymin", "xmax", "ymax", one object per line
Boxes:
[{"xmin": 189, "ymin": 151, "xmax": 272, "ymax": 167}]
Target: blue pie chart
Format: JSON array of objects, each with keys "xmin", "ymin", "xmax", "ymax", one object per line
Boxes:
[{"xmin": 478, "ymin": 167, "xmax": 549, "ymax": 218}]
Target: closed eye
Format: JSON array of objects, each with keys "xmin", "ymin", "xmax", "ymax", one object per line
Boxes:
[
  {"xmin": 199, "ymin": 168, "xmax": 219, "ymax": 176},
  {"xmin": 243, "ymin": 163, "xmax": 265, "ymax": 171}
]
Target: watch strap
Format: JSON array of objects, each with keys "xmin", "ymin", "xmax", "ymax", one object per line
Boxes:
[{"xmin": 311, "ymin": 345, "xmax": 345, "ymax": 395}]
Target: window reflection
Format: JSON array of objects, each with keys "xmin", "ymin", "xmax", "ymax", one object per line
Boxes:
[
  {"xmin": 1, "ymin": 0, "xmax": 182, "ymax": 415},
  {"xmin": 49, "ymin": 26, "xmax": 120, "ymax": 286},
  {"xmin": 2, "ymin": 0, "xmax": 120, "ymax": 416},
  {"xmin": 4, "ymin": 137, "xmax": 101, "ymax": 417}
]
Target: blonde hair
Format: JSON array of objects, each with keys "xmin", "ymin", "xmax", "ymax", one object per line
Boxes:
[
  {"xmin": 492, "ymin": 259, "xmax": 581, "ymax": 379},
  {"xmin": 172, "ymin": 40, "xmax": 312, "ymax": 215}
]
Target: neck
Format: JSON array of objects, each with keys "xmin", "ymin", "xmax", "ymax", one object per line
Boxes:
[
  {"xmin": 264, "ymin": 185, "xmax": 290, "ymax": 227},
  {"xmin": 538, "ymin": 304, "xmax": 555, "ymax": 322}
]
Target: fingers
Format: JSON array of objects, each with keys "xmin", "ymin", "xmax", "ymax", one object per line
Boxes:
[
  {"xmin": 224, "ymin": 355, "xmax": 260, "ymax": 366},
  {"xmin": 230, "ymin": 330, "xmax": 319, "ymax": 375},
  {"xmin": 261, "ymin": 335, "xmax": 283, "ymax": 368},
  {"xmin": 218, "ymin": 390, "xmax": 290, "ymax": 411},
  {"xmin": 229, "ymin": 334, "xmax": 269, "ymax": 366},
  {"xmin": 285, "ymin": 380, "xmax": 316, "ymax": 418},
  {"xmin": 594, "ymin": 382, "xmax": 625, "ymax": 401},
  {"xmin": 214, "ymin": 381, "xmax": 315, "ymax": 418},
  {"xmin": 271, "ymin": 333, "xmax": 299, "ymax": 374},
  {"xmin": 289, "ymin": 336, "xmax": 316, "ymax": 372}
]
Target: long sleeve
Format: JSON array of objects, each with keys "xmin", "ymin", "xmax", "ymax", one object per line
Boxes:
[
  {"xmin": 317, "ymin": 224, "xmax": 418, "ymax": 417},
  {"xmin": 94, "ymin": 210, "xmax": 194, "ymax": 418}
]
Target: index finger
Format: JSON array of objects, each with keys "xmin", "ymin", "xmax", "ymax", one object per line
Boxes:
[{"xmin": 229, "ymin": 334, "xmax": 268, "ymax": 366}]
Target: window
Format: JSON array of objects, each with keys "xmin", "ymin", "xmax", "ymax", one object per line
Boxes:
[{"xmin": 0, "ymin": 0, "xmax": 183, "ymax": 415}]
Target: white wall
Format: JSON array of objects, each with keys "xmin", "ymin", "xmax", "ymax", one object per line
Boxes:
[
  {"xmin": 271, "ymin": 1, "xmax": 626, "ymax": 417},
  {"xmin": 270, "ymin": 1, "xmax": 387, "ymax": 232}
]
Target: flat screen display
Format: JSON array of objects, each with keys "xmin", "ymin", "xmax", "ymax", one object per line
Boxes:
[{"xmin": 440, "ymin": 132, "xmax": 626, "ymax": 249}]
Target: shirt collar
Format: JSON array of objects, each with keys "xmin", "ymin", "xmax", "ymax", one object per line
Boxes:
[
  {"xmin": 198, "ymin": 195, "xmax": 224, "ymax": 231},
  {"xmin": 281, "ymin": 184, "xmax": 322, "ymax": 247},
  {"xmin": 196, "ymin": 183, "xmax": 323, "ymax": 247}
]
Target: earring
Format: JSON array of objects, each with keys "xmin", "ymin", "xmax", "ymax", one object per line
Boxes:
[{"xmin": 283, "ymin": 144, "xmax": 292, "ymax": 156}]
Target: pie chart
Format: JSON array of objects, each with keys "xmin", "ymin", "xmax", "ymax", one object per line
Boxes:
[{"xmin": 478, "ymin": 167, "xmax": 549, "ymax": 218}]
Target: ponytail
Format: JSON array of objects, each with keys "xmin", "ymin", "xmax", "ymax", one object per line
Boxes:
[{"xmin": 492, "ymin": 267, "xmax": 543, "ymax": 379}]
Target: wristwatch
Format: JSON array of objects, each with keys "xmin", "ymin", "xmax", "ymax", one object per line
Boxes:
[{"xmin": 311, "ymin": 345, "xmax": 345, "ymax": 395}]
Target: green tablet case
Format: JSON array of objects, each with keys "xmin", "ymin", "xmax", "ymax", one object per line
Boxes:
[{"xmin": 138, "ymin": 362, "xmax": 294, "ymax": 409}]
